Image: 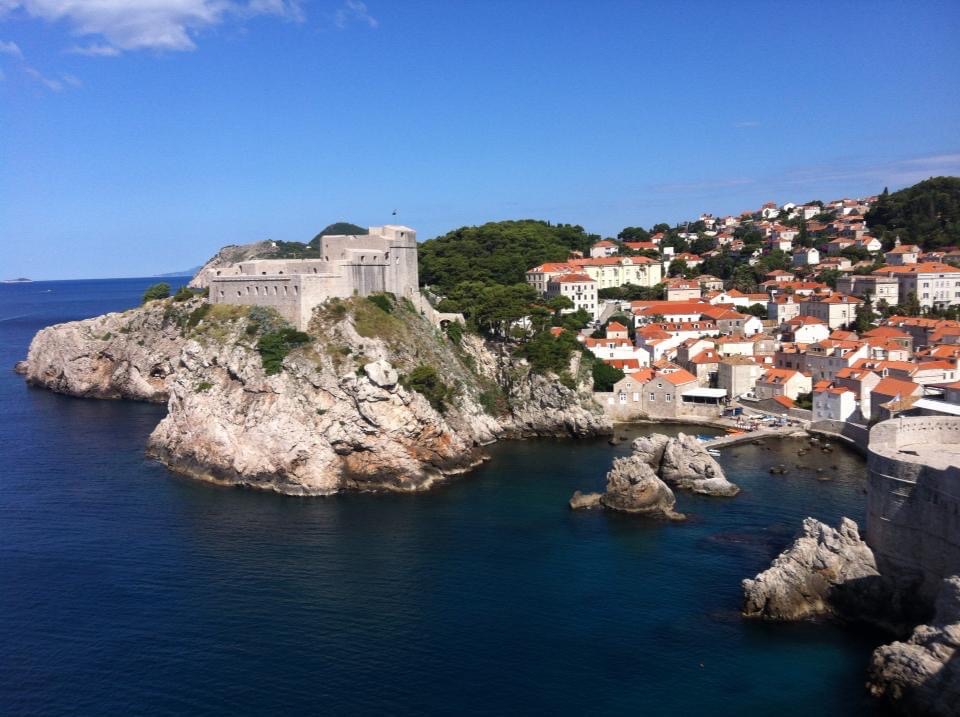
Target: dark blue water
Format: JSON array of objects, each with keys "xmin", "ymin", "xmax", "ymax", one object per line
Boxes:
[{"xmin": 1, "ymin": 279, "xmax": 886, "ymax": 715}]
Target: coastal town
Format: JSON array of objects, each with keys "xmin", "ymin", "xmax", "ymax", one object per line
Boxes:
[{"xmin": 522, "ymin": 191, "xmax": 960, "ymax": 432}]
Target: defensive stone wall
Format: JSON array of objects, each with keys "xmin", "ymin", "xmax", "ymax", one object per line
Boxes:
[
  {"xmin": 207, "ymin": 225, "xmax": 419, "ymax": 329},
  {"xmin": 867, "ymin": 416, "xmax": 960, "ymax": 606}
]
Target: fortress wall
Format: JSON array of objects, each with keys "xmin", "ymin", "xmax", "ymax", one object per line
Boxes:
[
  {"xmin": 867, "ymin": 417, "xmax": 960, "ymax": 605},
  {"xmin": 206, "ymin": 226, "xmax": 422, "ymax": 330},
  {"xmin": 209, "ymin": 276, "xmax": 302, "ymax": 326}
]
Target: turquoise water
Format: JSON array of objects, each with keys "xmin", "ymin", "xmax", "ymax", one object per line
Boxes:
[{"xmin": 0, "ymin": 279, "xmax": 886, "ymax": 715}]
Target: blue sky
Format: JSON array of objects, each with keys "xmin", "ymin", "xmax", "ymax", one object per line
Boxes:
[{"xmin": 2, "ymin": 0, "xmax": 959, "ymax": 279}]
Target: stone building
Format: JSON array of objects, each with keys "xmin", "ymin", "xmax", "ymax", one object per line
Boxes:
[{"xmin": 207, "ymin": 225, "xmax": 419, "ymax": 329}]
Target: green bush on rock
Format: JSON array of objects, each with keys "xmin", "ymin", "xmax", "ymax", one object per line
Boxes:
[
  {"xmin": 142, "ymin": 282, "xmax": 171, "ymax": 304},
  {"xmin": 256, "ymin": 328, "xmax": 311, "ymax": 375},
  {"xmin": 402, "ymin": 365, "xmax": 451, "ymax": 412}
]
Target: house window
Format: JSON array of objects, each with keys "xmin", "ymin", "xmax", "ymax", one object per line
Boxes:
[
  {"xmin": 649, "ymin": 393, "xmax": 656, "ymax": 401},
  {"xmin": 666, "ymin": 394, "xmax": 672, "ymax": 402}
]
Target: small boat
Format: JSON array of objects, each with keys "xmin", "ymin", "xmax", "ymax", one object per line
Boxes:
[{"xmin": 707, "ymin": 449, "xmax": 721, "ymax": 457}]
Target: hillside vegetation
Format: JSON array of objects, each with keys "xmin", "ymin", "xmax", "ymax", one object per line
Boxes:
[
  {"xmin": 418, "ymin": 220, "xmax": 598, "ymax": 293},
  {"xmin": 866, "ymin": 177, "xmax": 960, "ymax": 250}
]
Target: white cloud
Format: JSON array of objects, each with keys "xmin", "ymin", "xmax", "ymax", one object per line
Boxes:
[
  {"xmin": 24, "ymin": 64, "xmax": 63, "ymax": 90},
  {"xmin": 334, "ymin": 0, "xmax": 377, "ymax": 29},
  {"xmin": 0, "ymin": 1, "xmax": 305, "ymax": 53},
  {"xmin": 65, "ymin": 43, "xmax": 121, "ymax": 57},
  {"xmin": 0, "ymin": 38, "xmax": 23, "ymax": 57}
]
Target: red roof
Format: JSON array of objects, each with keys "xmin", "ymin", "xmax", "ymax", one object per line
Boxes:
[
  {"xmin": 873, "ymin": 377, "xmax": 921, "ymax": 398},
  {"xmin": 551, "ymin": 273, "xmax": 594, "ymax": 283},
  {"xmin": 658, "ymin": 368, "xmax": 698, "ymax": 386},
  {"xmin": 606, "ymin": 321, "xmax": 628, "ymax": 332},
  {"xmin": 772, "ymin": 395, "xmax": 795, "ymax": 408},
  {"xmin": 605, "ymin": 358, "xmax": 642, "ymax": 370},
  {"xmin": 874, "ymin": 262, "xmax": 960, "ymax": 275}
]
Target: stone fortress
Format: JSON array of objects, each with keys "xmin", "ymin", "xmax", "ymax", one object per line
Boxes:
[
  {"xmin": 207, "ymin": 225, "xmax": 420, "ymax": 329},
  {"xmin": 867, "ymin": 416, "xmax": 960, "ymax": 605}
]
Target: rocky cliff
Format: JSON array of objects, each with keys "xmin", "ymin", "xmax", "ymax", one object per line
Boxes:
[
  {"xmin": 630, "ymin": 433, "xmax": 740, "ymax": 496},
  {"xmin": 868, "ymin": 576, "xmax": 960, "ymax": 717},
  {"xmin": 17, "ymin": 295, "xmax": 610, "ymax": 495},
  {"xmin": 741, "ymin": 517, "xmax": 891, "ymax": 623}
]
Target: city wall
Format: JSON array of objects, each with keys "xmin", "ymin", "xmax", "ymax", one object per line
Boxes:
[{"xmin": 866, "ymin": 417, "xmax": 960, "ymax": 606}]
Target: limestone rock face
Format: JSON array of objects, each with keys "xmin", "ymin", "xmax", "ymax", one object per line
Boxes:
[
  {"xmin": 599, "ymin": 454, "xmax": 684, "ymax": 520},
  {"xmin": 20, "ymin": 301, "xmax": 184, "ymax": 402},
  {"xmin": 868, "ymin": 576, "xmax": 960, "ymax": 717},
  {"xmin": 17, "ymin": 296, "xmax": 610, "ymax": 496},
  {"xmin": 630, "ymin": 432, "xmax": 739, "ymax": 496},
  {"xmin": 569, "ymin": 490, "xmax": 603, "ymax": 510},
  {"xmin": 741, "ymin": 517, "xmax": 886, "ymax": 621},
  {"xmin": 188, "ymin": 241, "xmax": 279, "ymax": 289},
  {"xmin": 364, "ymin": 359, "xmax": 398, "ymax": 389},
  {"xmin": 501, "ymin": 371, "xmax": 611, "ymax": 438}
]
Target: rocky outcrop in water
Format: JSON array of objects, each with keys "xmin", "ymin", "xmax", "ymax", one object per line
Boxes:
[
  {"xmin": 630, "ymin": 433, "xmax": 739, "ymax": 496},
  {"xmin": 867, "ymin": 576, "xmax": 960, "ymax": 717},
  {"xmin": 741, "ymin": 517, "xmax": 891, "ymax": 623},
  {"xmin": 598, "ymin": 453, "xmax": 684, "ymax": 520},
  {"xmin": 19, "ymin": 303, "xmax": 185, "ymax": 402},
  {"xmin": 569, "ymin": 490, "xmax": 602, "ymax": 510},
  {"xmin": 17, "ymin": 296, "xmax": 610, "ymax": 495}
]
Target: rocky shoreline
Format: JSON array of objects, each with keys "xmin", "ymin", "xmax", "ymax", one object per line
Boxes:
[
  {"xmin": 742, "ymin": 517, "xmax": 959, "ymax": 715},
  {"xmin": 16, "ymin": 296, "xmax": 611, "ymax": 496}
]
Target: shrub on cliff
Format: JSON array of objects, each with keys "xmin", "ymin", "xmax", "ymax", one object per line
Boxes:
[
  {"xmin": 142, "ymin": 282, "xmax": 171, "ymax": 304},
  {"xmin": 256, "ymin": 328, "xmax": 311, "ymax": 375},
  {"xmin": 172, "ymin": 286, "xmax": 195, "ymax": 302},
  {"xmin": 518, "ymin": 329, "xmax": 582, "ymax": 374},
  {"xmin": 402, "ymin": 365, "xmax": 451, "ymax": 412}
]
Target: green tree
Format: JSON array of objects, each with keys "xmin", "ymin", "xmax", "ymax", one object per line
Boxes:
[
  {"xmin": 903, "ymin": 291, "xmax": 922, "ymax": 317},
  {"xmin": 519, "ymin": 329, "xmax": 582, "ymax": 374},
  {"xmin": 142, "ymin": 282, "xmax": 171, "ymax": 303},
  {"xmin": 256, "ymin": 327, "xmax": 311, "ymax": 375},
  {"xmin": 668, "ymin": 258, "xmax": 688, "ymax": 277},
  {"xmin": 591, "ymin": 359, "xmax": 625, "ymax": 391},
  {"xmin": 418, "ymin": 220, "xmax": 599, "ymax": 293},
  {"xmin": 865, "ymin": 177, "xmax": 960, "ymax": 250},
  {"xmin": 618, "ymin": 226, "xmax": 650, "ymax": 242},
  {"xmin": 745, "ymin": 303, "xmax": 768, "ymax": 319},
  {"xmin": 854, "ymin": 294, "xmax": 876, "ymax": 333},
  {"xmin": 817, "ymin": 268, "xmax": 841, "ymax": 289},
  {"xmin": 730, "ymin": 265, "xmax": 758, "ymax": 292}
]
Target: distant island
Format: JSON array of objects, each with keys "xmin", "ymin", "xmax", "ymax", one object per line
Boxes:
[{"xmin": 2, "ymin": 277, "xmax": 32, "ymax": 283}]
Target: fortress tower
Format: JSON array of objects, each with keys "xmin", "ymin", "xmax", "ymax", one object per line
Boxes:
[{"xmin": 207, "ymin": 225, "xmax": 419, "ymax": 329}]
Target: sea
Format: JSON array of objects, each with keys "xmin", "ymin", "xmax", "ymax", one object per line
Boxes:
[{"xmin": 0, "ymin": 278, "xmax": 890, "ymax": 716}]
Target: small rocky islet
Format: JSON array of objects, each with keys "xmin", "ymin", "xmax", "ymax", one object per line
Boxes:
[{"xmin": 569, "ymin": 432, "xmax": 738, "ymax": 519}]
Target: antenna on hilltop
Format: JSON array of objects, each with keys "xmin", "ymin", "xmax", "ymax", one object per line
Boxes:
[{"xmin": 392, "ymin": 209, "xmax": 398, "ymax": 216}]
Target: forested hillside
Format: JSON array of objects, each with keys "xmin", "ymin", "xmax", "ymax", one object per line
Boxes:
[
  {"xmin": 866, "ymin": 176, "xmax": 960, "ymax": 250},
  {"xmin": 417, "ymin": 220, "xmax": 599, "ymax": 293}
]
